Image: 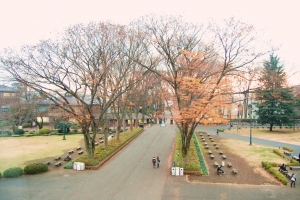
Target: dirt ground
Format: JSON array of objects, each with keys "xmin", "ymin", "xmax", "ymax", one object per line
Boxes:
[{"xmin": 188, "ymin": 134, "xmax": 287, "ymax": 186}]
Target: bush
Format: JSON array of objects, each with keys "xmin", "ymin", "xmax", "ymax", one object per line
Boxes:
[
  {"xmin": 273, "ymin": 149, "xmax": 285, "ymax": 158},
  {"xmin": 283, "ymin": 146, "xmax": 293, "ymax": 152},
  {"xmin": 64, "ymin": 162, "xmax": 74, "ymax": 169},
  {"xmin": 14, "ymin": 129, "xmax": 25, "ymax": 135},
  {"xmin": 0, "ymin": 172, "xmax": 2, "ymax": 178},
  {"xmin": 3, "ymin": 167, "xmax": 23, "ymax": 178},
  {"xmin": 22, "ymin": 123, "xmax": 32, "ymax": 128},
  {"xmin": 7, "ymin": 131, "xmax": 12, "ymax": 136},
  {"xmin": 24, "ymin": 163, "xmax": 48, "ymax": 174},
  {"xmin": 261, "ymin": 161, "xmax": 288, "ymax": 185},
  {"xmin": 39, "ymin": 128, "xmax": 51, "ymax": 135}
]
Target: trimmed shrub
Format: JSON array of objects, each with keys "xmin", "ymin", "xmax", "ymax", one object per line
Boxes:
[
  {"xmin": 64, "ymin": 161, "xmax": 74, "ymax": 169},
  {"xmin": 261, "ymin": 161, "xmax": 288, "ymax": 185},
  {"xmin": 0, "ymin": 172, "xmax": 2, "ymax": 178},
  {"xmin": 39, "ymin": 128, "xmax": 51, "ymax": 135},
  {"xmin": 3, "ymin": 167, "xmax": 23, "ymax": 178},
  {"xmin": 282, "ymin": 146, "xmax": 293, "ymax": 152},
  {"xmin": 217, "ymin": 128, "xmax": 225, "ymax": 132},
  {"xmin": 273, "ymin": 149, "xmax": 285, "ymax": 158},
  {"xmin": 24, "ymin": 163, "xmax": 48, "ymax": 174},
  {"xmin": 14, "ymin": 129, "xmax": 25, "ymax": 135}
]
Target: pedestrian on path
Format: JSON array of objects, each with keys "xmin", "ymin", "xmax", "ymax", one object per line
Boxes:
[
  {"xmin": 157, "ymin": 156, "xmax": 160, "ymax": 168},
  {"xmin": 152, "ymin": 157, "xmax": 156, "ymax": 168},
  {"xmin": 291, "ymin": 174, "xmax": 296, "ymax": 187},
  {"xmin": 216, "ymin": 129, "xmax": 219, "ymax": 135}
]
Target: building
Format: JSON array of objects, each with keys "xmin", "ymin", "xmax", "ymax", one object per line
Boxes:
[{"xmin": 0, "ymin": 85, "xmax": 20, "ymax": 119}]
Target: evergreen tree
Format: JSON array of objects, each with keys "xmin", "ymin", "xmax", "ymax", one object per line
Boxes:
[{"xmin": 255, "ymin": 54, "xmax": 296, "ymax": 131}]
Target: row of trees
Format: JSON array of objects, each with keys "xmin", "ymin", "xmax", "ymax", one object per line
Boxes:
[{"xmin": 0, "ymin": 15, "xmax": 270, "ymax": 158}]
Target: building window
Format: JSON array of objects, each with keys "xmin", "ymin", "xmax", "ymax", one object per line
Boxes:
[
  {"xmin": 2, "ymin": 93, "xmax": 10, "ymax": 98},
  {"xmin": 1, "ymin": 106, "xmax": 9, "ymax": 113}
]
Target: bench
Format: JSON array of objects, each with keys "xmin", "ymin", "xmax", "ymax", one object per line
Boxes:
[
  {"xmin": 55, "ymin": 161, "xmax": 62, "ymax": 167},
  {"xmin": 292, "ymin": 156, "xmax": 299, "ymax": 161},
  {"xmin": 286, "ymin": 172, "xmax": 293, "ymax": 179},
  {"xmin": 202, "ymin": 139, "xmax": 205, "ymax": 142},
  {"xmin": 214, "ymin": 143, "xmax": 217, "ymax": 146},
  {"xmin": 227, "ymin": 162, "xmax": 232, "ymax": 167},
  {"xmin": 290, "ymin": 166, "xmax": 300, "ymax": 170},
  {"xmin": 200, "ymin": 134, "xmax": 203, "ymax": 136},
  {"xmin": 219, "ymin": 151, "xmax": 223, "ymax": 154},
  {"xmin": 209, "ymin": 137, "xmax": 212, "ymax": 139},
  {"xmin": 68, "ymin": 150, "xmax": 74, "ymax": 154},
  {"xmin": 208, "ymin": 150, "xmax": 212, "ymax": 154},
  {"xmin": 78, "ymin": 150, "xmax": 84, "ymax": 154},
  {"xmin": 44, "ymin": 161, "xmax": 51, "ymax": 165},
  {"xmin": 12, "ymin": 135, "xmax": 20, "ymax": 137},
  {"xmin": 284, "ymin": 151, "xmax": 291, "ymax": 156},
  {"xmin": 232, "ymin": 168, "xmax": 238, "ymax": 174},
  {"xmin": 216, "ymin": 146, "xmax": 219, "ymax": 149},
  {"xmin": 99, "ymin": 136, "xmax": 103, "ymax": 139},
  {"xmin": 26, "ymin": 134, "xmax": 34, "ymax": 137},
  {"xmin": 77, "ymin": 147, "xmax": 81, "ymax": 150},
  {"xmin": 279, "ymin": 168, "xmax": 288, "ymax": 175},
  {"xmin": 204, "ymin": 142, "xmax": 208, "ymax": 145},
  {"xmin": 222, "ymin": 155, "xmax": 226, "ymax": 159},
  {"xmin": 207, "ymin": 134, "xmax": 210, "ymax": 136},
  {"xmin": 210, "ymin": 139, "xmax": 214, "ymax": 142},
  {"xmin": 205, "ymin": 145, "xmax": 209, "ymax": 149},
  {"xmin": 214, "ymin": 162, "xmax": 219, "ymax": 167},
  {"xmin": 44, "ymin": 134, "xmax": 51, "ymax": 136},
  {"xmin": 95, "ymin": 142, "xmax": 98, "ymax": 146},
  {"xmin": 55, "ymin": 156, "xmax": 61, "ymax": 161},
  {"xmin": 210, "ymin": 154, "xmax": 215, "ymax": 159},
  {"xmin": 100, "ymin": 140, "xmax": 104, "ymax": 143}
]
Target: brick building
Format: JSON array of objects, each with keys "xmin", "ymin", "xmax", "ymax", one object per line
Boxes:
[{"xmin": 0, "ymin": 85, "xmax": 20, "ymax": 119}]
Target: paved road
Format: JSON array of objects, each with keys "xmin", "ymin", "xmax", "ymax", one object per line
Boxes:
[{"xmin": 0, "ymin": 123, "xmax": 299, "ymax": 200}]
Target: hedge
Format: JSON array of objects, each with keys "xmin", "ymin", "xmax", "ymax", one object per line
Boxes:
[
  {"xmin": 24, "ymin": 163, "xmax": 48, "ymax": 174},
  {"xmin": 261, "ymin": 161, "xmax": 288, "ymax": 185},
  {"xmin": 3, "ymin": 167, "xmax": 23, "ymax": 178},
  {"xmin": 193, "ymin": 133, "xmax": 208, "ymax": 175},
  {"xmin": 282, "ymin": 146, "xmax": 293, "ymax": 152}
]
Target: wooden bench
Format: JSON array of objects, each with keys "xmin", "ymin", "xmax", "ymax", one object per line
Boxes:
[
  {"xmin": 214, "ymin": 162, "xmax": 219, "ymax": 167},
  {"xmin": 209, "ymin": 137, "xmax": 212, "ymax": 139},
  {"xmin": 210, "ymin": 154, "xmax": 214, "ymax": 159},
  {"xmin": 68, "ymin": 150, "xmax": 74, "ymax": 154},
  {"xmin": 208, "ymin": 150, "xmax": 212, "ymax": 154},
  {"xmin": 227, "ymin": 162, "xmax": 232, "ymax": 167},
  {"xmin": 77, "ymin": 147, "xmax": 81, "ymax": 150},
  {"xmin": 199, "ymin": 134, "xmax": 203, "ymax": 136},
  {"xmin": 78, "ymin": 150, "xmax": 84, "ymax": 154},
  {"xmin": 222, "ymin": 155, "xmax": 226, "ymax": 159},
  {"xmin": 290, "ymin": 166, "xmax": 300, "ymax": 170},
  {"xmin": 207, "ymin": 134, "xmax": 210, "ymax": 136},
  {"xmin": 279, "ymin": 168, "xmax": 288, "ymax": 175},
  {"xmin": 284, "ymin": 151, "xmax": 291, "ymax": 156},
  {"xmin": 210, "ymin": 139, "xmax": 214, "ymax": 142},
  {"xmin": 205, "ymin": 145, "xmax": 209, "ymax": 149},
  {"xmin": 44, "ymin": 161, "xmax": 51, "ymax": 165},
  {"xmin": 286, "ymin": 172, "xmax": 293, "ymax": 179},
  {"xmin": 100, "ymin": 140, "xmax": 104, "ymax": 143},
  {"xmin": 99, "ymin": 136, "xmax": 103, "ymax": 139},
  {"xmin": 219, "ymin": 151, "xmax": 223, "ymax": 155},
  {"xmin": 292, "ymin": 156, "xmax": 299, "ymax": 161},
  {"xmin": 204, "ymin": 142, "xmax": 208, "ymax": 146},
  {"xmin": 55, "ymin": 156, "xmax": 61, "ymax": 161},
  {"xmin": 216, "ymin": 146, "xmax": 219, "ymax": 149},
  {"xmin": 232, "ymin": 168, "xmax": 238, "ymax": 174},
  {"xmin": 55, "ymin": 161, "xmax": 62, "ymax": 167},
  {"xmin": 202, "ymin": 139, "xmax": 205, "ymax": 142},
  {"xmin": 26, "ymin": 134, "xmax": 34, "ymax": 137},
  {"xmin": 95, "ymin": 142, "xmax": 98, "ymax": 146},
  {"xmin": 214, "ymin": 143, "xmax": 217, "ymax": 146}
]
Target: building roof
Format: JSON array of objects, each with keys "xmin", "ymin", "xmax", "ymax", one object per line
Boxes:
[{"xmin": 0, "ymin": 85, "xmax": 18, "ymax": 93}]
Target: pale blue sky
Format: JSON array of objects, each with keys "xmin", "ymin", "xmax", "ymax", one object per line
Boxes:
[{"xmin": 0, "ymin": 0, "xmax": 299, "ymax": 84}]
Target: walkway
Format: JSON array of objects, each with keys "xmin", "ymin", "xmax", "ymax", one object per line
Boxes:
[{"xmin": 0, "ymin": 123, "xmax": 299, "ymax": 200}]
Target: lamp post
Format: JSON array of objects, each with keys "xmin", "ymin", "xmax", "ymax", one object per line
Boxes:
[
  {"xmin": 62, "ymin": 104, "xmax": 66, "ymax": 140},
  {"xmin": 248, "ymin": 104, "xmax": 252, "ymax": 145}
]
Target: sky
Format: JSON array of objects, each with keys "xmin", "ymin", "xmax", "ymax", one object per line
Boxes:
[{"xmin": 0, "ymin": 0, "xmax": 299, "ymax": 84}]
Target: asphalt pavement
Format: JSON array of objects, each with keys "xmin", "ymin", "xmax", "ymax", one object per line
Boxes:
[{"xmin": 0, "ymin": 123, "xmax": 299, "ymax": 200}]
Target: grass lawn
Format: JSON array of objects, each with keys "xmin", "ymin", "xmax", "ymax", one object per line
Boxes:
[
  {"xmin": 0, "ymin": 135, "xmax": 83, "ymax": 172},
  {"xmin": 226, "ymin": 127, "xmax": 300, "ymax": 145}
]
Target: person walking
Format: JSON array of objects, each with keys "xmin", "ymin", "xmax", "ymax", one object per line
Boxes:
[
  {"xmin": 156, "ymin": 156, "xmax": 160, "ymax": 168},
  {"xmin": 291, "ymin": 174, "xmax": 296, "ymax": 187},
  {"xmin": 152, "ymin": 157, "xmax": 156, "ymax": 168},
  {"xmin": 216, "ymin": 129, "xmax": 219, "ymax": 135}
]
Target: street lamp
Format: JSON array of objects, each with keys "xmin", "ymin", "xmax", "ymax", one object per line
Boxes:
[
  {"xmin": 248, "ymin": 104, "xmax": 252, "ymax": 145},
  {"xmin": 62, "ymin": 106, "xmax": 66, "ymax": 140}
]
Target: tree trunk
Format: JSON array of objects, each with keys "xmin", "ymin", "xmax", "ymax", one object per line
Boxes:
[{"xmin": 82, "ymin": 127, "xmax": 95, "ymax": 159}]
